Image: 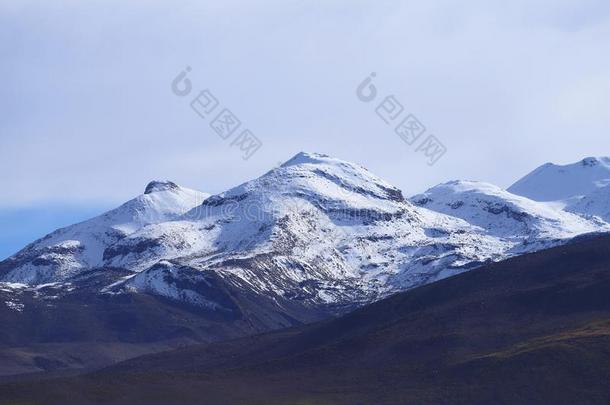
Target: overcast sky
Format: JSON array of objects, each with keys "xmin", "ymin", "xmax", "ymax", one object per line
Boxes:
[{"xmin": 1, "ymin": 0, "xmax": 610, "ymax": 257}]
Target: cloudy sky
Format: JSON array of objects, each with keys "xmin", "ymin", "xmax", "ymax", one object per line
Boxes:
[{"xmin": 1, "ymin": 0, "xmax": 610, "ymax": 258}]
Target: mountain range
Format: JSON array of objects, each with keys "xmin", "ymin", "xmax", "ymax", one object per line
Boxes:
[
  {"xmin": 2, "ymin": 232, "xmax": 610, "ymax": 404},
  {"xmin": 1, "ymin": 152, "xmax": 609, "ymax": 376}
]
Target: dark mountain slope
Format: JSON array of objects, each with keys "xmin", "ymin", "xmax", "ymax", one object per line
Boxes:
[
  {"xmin": 2, "ymin": 234, "xmax": 610, "ymax": 404},
  {"xmin": 0, "ymin": 268, "xmax": 332, "ymax": 377}
]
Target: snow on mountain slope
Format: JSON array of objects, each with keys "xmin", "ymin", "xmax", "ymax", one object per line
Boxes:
[
  {"xmin": 0, "ymin": 182, "xmax": 208, "ymax": 284},
  {"xmin": 123, "ymin": 260, "xmax": 230, "ymax": 310},
  {"xmin": 103, "ymin": 151, "xmax": 412, "ymax": 275},
  {"xmin": 410, "ymin": 180, "xmax": 607, "ymax": 247},
  {"xmin": 508, "ymin": 157, "xmax": 610, "ymax": 202},
  {"xmin": 566, "ymin": 183, "xmax": 610, "ymax": 222},
  {"xmin": 99, "ymin": 152, "xmax": 513, "ymax": 307}
]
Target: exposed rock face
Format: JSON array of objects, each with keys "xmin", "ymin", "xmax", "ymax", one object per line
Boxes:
[{"xmin": 144, "ymin": 181, "xmax": 180, "ymax": 194}]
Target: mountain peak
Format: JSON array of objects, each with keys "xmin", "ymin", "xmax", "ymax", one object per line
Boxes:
[
  {"xmin": 433, "ymin": 179, "xmax": 499, "ymax": 191},
  {"xmin": 508, "ymin": 156, "xmax": 610, "ymax": 202},
  {"xmin": 580, "ymin": 156, "xmax": 610, "ymax": 168},
  {"xmin": 280, "ymin": 152, "xmax": 336, "ymax": 168},
  {"xmin": 144, "ymin": 180, "xmax": 180, "ymax": 194},
  {"xmin": 236, "ymin": 151, "xmax": 406, "ymax": 204}
]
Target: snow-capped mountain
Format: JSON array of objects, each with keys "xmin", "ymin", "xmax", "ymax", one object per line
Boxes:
[
  {"xmin": 1, "ymin": 152, "xmax": 609, "ymax": 314},
  {"xmin": 508, "ymin": 157, "xmax": 610, "ymax": 202},
  {"xmin": 410, "ymin": 180, "xmax": 606, "ymax": 250},
  {"xmin": 102, "ymin": 152, "xmax": 509, "ymax": 308},
  {"xmin": 0, "ymin": 182, "xmax": 208, "ymax": 284},
  {"xmin": 508, "ymin": 155, "xmax": 610, "ymax": 223}
]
